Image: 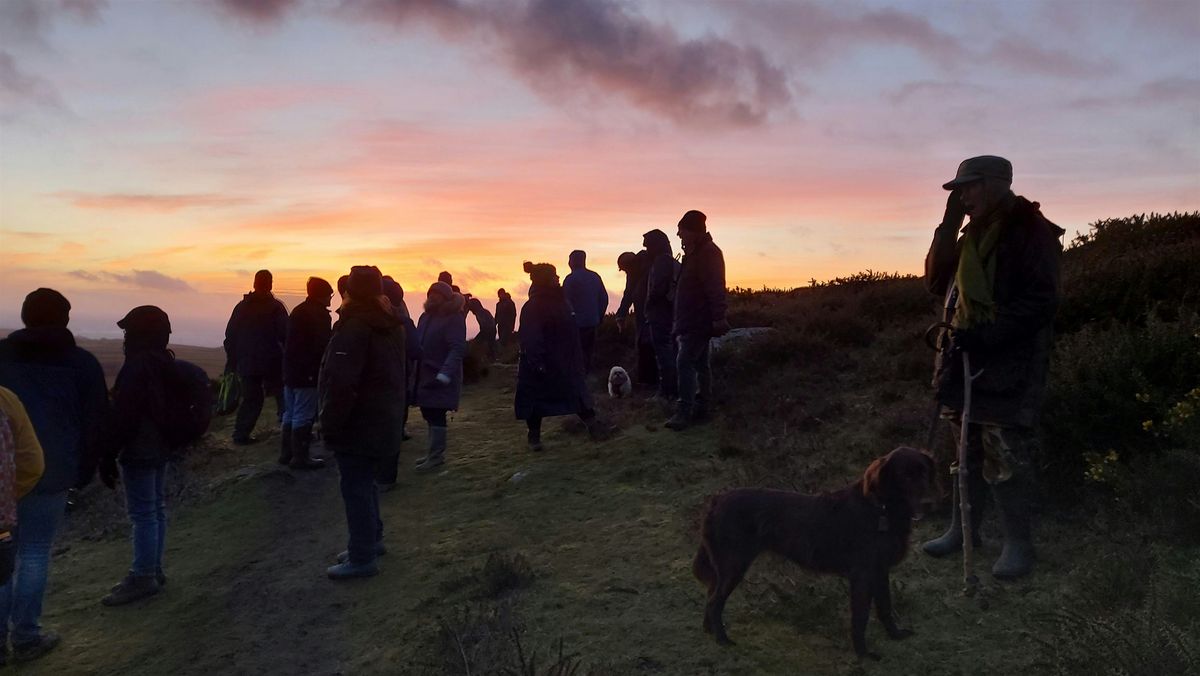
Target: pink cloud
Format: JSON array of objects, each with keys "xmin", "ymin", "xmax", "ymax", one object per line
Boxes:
[{"xmin": 57, "ymin": 191, "xmax": 252, "ymax": 212}]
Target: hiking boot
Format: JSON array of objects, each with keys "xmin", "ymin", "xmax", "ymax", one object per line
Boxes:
[
  {"xmin": 288, "ymin": 424, "xmax": 325, "ymax": 470},
  {"xmin": 327, "ymin": 560, "xmax": 379, "ymax": 580},
  {"xmin": 664, "ymin": 408, "xmax": 691, "ymax": 431},
  {"xmin": 337, "ymin": 543, "xmax": 387, "ymax": 564},
  {"xmin": 415, "ymin": 425, "xmax": 447, "ymax": 472},
  {"xmin": 278, "ymin": 423, "xmax": 294, "ymax": 465},
  {"xmin": 992, "ymin": 477, "xmax": 1035, "ymax": 580},
  {"xmin": 922, "ymin": 472, "xmax": 985, "ymax": 557},
  {"xmin": 101, "ymin": 574, "xmax": 160, "ymax": 606},
  {"xmin": 11, "ymin": 630, "xmax": 60, "ymax": 663},
  {"xmin": 110, "ymin": 568, "xmax": 167, "ymax": 592}
]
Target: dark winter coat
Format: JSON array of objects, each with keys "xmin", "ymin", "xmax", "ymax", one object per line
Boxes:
[
  {"xmin": 515, "ymin": 283, "xmax": 594, "ymax": 420},
  {"xmin": 318, "ymin": 301, "xmax": 407, "ymax": 459},
  {"xmin": 283, "ymin": 298, "xmax": 332, "ymax": 388},
  {"xmin": 925, "ymin": 195, "xmax": 1064, "ymax": 427},
  {"xmin": 563, "ymin": 252, "xmax": 608, "ymax": 329},
  {"xmin": 414, "ymin": 295, "xmax": 467, "ymax": 411},
  {"xmin": 0, "ymin": 327, "xmax": 109, "ymax": 493},
  {"xmin": 644, "ymin": 230, "xmax": 680, "ymax": 331},
  {"xmin": 107, "ymin": 349, "xmax": 172, "ymax": 467},
  {"xmin": 672, "ymin": 233, "xmax": 727, "ymax": 337},
  {"xmin": 616, "ymin": 251, "xmax": 651, "ymax": 340},
  {"xmin": 473, "ymin": 307, "xmax": 496, "ymax": 343},
  {"xmin": 496, "ymin": 295, "xmax": 517, "ymax": 341},
  {"xmin": 224, "ymin": 291, "xmax": 288, "ymax": 381}
]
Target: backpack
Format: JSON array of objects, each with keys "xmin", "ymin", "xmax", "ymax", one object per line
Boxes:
[
  {"xmin": 159, "ymin": 359, "xmax": 214, "ymax": 449},
  {"xmin": 215, "ymin": 371, "xmax": 240, "ymax": 415}
]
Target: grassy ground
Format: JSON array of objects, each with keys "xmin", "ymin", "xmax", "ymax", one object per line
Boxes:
[{"xmin": 24, "ymin": 359, "xmax": 1198, "ymax": 675}]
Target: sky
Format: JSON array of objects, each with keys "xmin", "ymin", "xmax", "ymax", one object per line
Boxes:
[{"xmin": 2, "ymin": 0, "xmax": 1198, "ymax": 346}]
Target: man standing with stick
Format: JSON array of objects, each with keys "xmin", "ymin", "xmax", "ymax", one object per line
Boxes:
[{"xmin": 921, "ymin": 156, "xmax": 1064, "ymax": 580}]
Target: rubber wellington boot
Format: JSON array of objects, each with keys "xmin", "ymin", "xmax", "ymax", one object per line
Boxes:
[
  {"xmin": 922, "ymin": 471, "xmax": 985, "ymax": 557},
  {"xmin": 278, "ymin": 424, "xmax": 293, "ymax": 465},
  {"xmin": 991, "ymin": 477, "xmax": 1035, "ymax": 580},
  {"xmin": 289, "ymin": 424, "xmax": 325, "ymax": 470},
  {"xmin": 415, "ymin": 425, "xmax": 447, "ymax": 472},
  {"xmin": 527, "ymin": 427, "xmax": 543, "ymax": 452}
]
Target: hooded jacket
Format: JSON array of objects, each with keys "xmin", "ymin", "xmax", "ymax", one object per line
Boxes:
[
  {"xmin": 283, "ymin": 297, "xmax": 333, "ymax": 388},
  {"xmin": 414, "ymin": 292, "xmax": 468, "ymax": 411},
  {"xmin": 672, "ymin": 233, "xmax": 727, "ymax": 337},
  {"xmin": 106, "ymin": 347, "xmax": 173, "ymax": 466},
  {"xmin": 318, "ymin": 300, "xmax": 407, "ymax": 458},
  {"xmin": 925, "ymin": 194, "xmax": 1064, "ymax": 427},
  {"xmin": 562, "ymin": 251, "xmax": 608, "ymax": 329},
  {"xmin": 515, "ymin": 281, "xmax": 593, "ymax": 420},
  {"xmin": 0, "ymin": 327, "xmax": 109, "ymax": 493},
  {"xmin": 224, "ymin": 290, "xmax": 288, "ymax": 380},
  {"xmin": 643, "ymin": 229, "xmax": 680, "ymax": 330}
]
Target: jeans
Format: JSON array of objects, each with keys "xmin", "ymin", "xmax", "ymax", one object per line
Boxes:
[
  {"xmin": 676, "ymin": 333, "xmax": 711, "ymax": 412},
  {"xmin": 234, "ymin": 375, "xmax": 283, "ymax": 440},
  {"xmin": 122, "ymin": 462, "xmax": 167, "ymax": 577},
  {"xmin": 336, "ymin": 454, "xmax": 383, "ymax": 565},
  {"xmin": 649, "ymin": 324, "xmax": 678, "ymax": 397},
  {"xmin": 281, "ymin": 387, "xmax": 318, "ymax": 428},
  {"xmin": 0, "ymin": 491, "xmax": 67, "ymax": 645}
]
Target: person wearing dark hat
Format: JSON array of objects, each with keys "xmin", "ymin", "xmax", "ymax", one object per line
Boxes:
[
  {"xmin": 643, "ymin": 229, "xmax": 681, "ymax": 402},
  {"xmin": 514, "ymin": 262, "xmax": 603, "ymax": 451},
  {"xmin": 280, "ymin": 277, "xmax": 335, "ymax": 470},
  {"xmin": 223, "ymin": 270, "xmax": 289, "ymax": 445},
  {"xmin": 0, "ymin": 288, "xmax": 108, "ymax": 662},
  {"xmin": 411, "ymin": 282, "xmax": 467, "ymax": 472},
  {"xmin": 666, "ymin": 210, "xmax": 729, "ymax": 431},
  {"xmin": 97, "ymin": 306, "xmax": 178, "ymax": 606},
  {"xmin": 495, "ymin": 289, "xmax": 517, "ymax": 346},
  {"xmin": 615, "ymin": 249, "xmax": 658, "ymax": 389},
  {"xmin": 562, "ymin": 250, "xmax": 608, "ymax": 371},
  {"xmin": 319, "ymin": 266, "xmax": 407, "ymax": 579},
  {"xmin": 922, "ymin": 155, "xmax": 1064, "ymax": 580}
]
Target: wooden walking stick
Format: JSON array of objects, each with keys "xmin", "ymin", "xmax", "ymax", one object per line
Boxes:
[{"xmin": 958, "ymin": 350, "xmax": 982, "ymax": 597}]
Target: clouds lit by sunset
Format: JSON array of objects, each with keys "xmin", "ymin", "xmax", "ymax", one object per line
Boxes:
[{"xmin": 2, "ymin": 0, "xmax": 1197, "ymax": 345}]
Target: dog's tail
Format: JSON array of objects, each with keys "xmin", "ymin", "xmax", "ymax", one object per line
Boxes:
[{"xmin": 692, "ymin": 496, "xmax": 720, "ymax": 587}]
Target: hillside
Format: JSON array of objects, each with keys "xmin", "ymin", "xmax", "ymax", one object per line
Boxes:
[{"xmin": 25, "ymin": 212, "xmax": 1200, "ymax": 675}]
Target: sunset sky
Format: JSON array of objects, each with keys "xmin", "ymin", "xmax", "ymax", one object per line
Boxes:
[{"xmin": 2, "ymin": 0, "xmax": 1198, "ymax": 346}]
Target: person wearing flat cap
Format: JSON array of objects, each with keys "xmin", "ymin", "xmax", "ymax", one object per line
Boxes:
[
  {"xmin": 922, "ymin": 155, "xmax": 1065, "ymax": 581},
  {"xmin": 666, "ymin": 210, "xmax": 729, "ymax": 431}
]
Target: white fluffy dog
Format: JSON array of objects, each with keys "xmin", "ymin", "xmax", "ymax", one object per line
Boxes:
[{"xmin": 607, "ymin": 366, "xmax": 632, "ymax": 398}]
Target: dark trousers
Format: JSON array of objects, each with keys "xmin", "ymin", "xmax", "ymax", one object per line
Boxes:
[
  {"xmin": 676, "ymin": 333, "xmax": 711, "ymax": 412},
  {"xmin": 420, "ymin": 407, "xmax": 448, "ymax": 427},
  {"xmin": 234, "ymin": 375, "xmax": 282, "ymax": 441},
  {"xmin": 578, "ymin": 326, "xmax": 597, "ymax": 372},
  {"xmin": 335, "ymin": 453, "xmax": 383, "ymax": 565},
  {"xmin": 649, "ymin": 324, "xmax": 678, "ymax": 398}
]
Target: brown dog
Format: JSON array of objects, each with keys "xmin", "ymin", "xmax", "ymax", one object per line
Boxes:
[{"xmin": 693, "ymin": 447, "xmax": 936, "ymax": 659}]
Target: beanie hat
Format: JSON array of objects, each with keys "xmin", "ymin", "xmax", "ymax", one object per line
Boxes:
[
  {"xmin": 523, "ymin": 261, "xmax": 558, "ymax": 286},
  {"xmin": 346, "ymin": 266, "xmax": 383, "ymax": 301},
  {"xmin": 382, "ymin": 277, "xmax": 404, "ymax": 306},
  {"xmin": 20, "ymin": 288, "xmax": 71, "ymax": 329},
  {"xmin": 253, "ymin": 269, "xmax": 273, "ymax": 291},
  {"xmin": 117, "ymin": 305, "xmax": 172, "ymax": 335},
  {"xmin": 306, "ymin": 276, "xmax": 334, "ymax": 299},
  {"xmin": 427, "ymin": 281, "xmax": 454, "ymax": 299},
  {"xmin": 678, "ymin": 210, "xmax": 707, "ymax": 233},
  {"xmin": 438, "ymin": 271, "xmax": 453, "ymax": 285}
]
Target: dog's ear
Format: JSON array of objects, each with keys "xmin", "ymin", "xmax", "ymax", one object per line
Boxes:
[{"xmin": 862, "ymin": 455, "xmax": 889, "ymax": 501}]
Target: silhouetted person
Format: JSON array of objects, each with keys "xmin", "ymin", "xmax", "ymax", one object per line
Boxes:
[
  {"xmin": 515, "ymin": 262, "xmax": 601, "ymax": 451},
  {"xmin": 643, "ymin": 229, "xmax": 681, "ymax": 400},
  {"xmin": 337, "ymin": 274, "xmax": 350, "ymax": 300},
  {"xmin": 0, "ymin": 288, "xmax": 108, "ymax": 663},
  {"xmin": 280, "ymin": 277, "xmax": 334, "ymax": 470},
  {"xmin": 615, "ymin": 250, "xmax": 657, "ymax": 388},
  {"xmin": 562, "ymin": 250, "xmax": 607, "ymax": 371},
  {"xmin": 921, "ymin": 155, "xmax": 1063, "ymax": 580},
  {"xmin": 666, "ymin": 211, "xmax": 729, "ymax": 430},
  {"xmin": 224, "ymin": 270, "xmax": 287, "ymax": 445},
  {"xmin": 495, "ymin": 289, "xmax": 517, "ymax": 346},
  {"xmin": 377, "ymin": 276, "xmax": 418, "ymax": 489},
  {"xmin": 467, "ymin": 297, "xmax": 497, "ymax": 361},
  {"xmin": 412, "ymin": 282, "xmax": 467, "ymax": 472},
  {"xmin": 319, "ymin": 266, "xmax": 407, "ymax": 580},
  {"xmin": 98, "ymin": 306, "xmax": 176, "ymax": 606},
  {"xmin": 438, "ymin": 271, "xmax": 453, "ymax": 287}
]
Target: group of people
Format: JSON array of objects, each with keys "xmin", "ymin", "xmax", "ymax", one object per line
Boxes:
[{"xmin": 0, "ymin": 157, "xmax": 1063, "ymax": 662}]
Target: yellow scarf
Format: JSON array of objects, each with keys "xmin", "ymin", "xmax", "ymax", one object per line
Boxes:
[{"xmin": 953, "ymin": 196, "xmax": 1012, "ymax": 328}]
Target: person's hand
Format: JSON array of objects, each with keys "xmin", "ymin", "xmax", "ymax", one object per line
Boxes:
[
  {"xmin": 712, "ymin": 319, "xmax": 731, "ymax": 337},
  {"xmin": 435, "ymin": 373, "xmax": 451, "ymax": 386},
  {"xmin": 99, "ymin": 456, "xmax": 119, "ymax": 490},
  {"xmin": 942, "ymin": 189, "xmax": 966, "ymax": 229},
  {"xmin": 951, "ymin": 326, "xmax": 989, "ymax": 353}
]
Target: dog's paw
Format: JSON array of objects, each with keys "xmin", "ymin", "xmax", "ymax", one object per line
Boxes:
[{"xmin": 887, "ymin": 627, "xmax": 915, "ymax": 641}]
